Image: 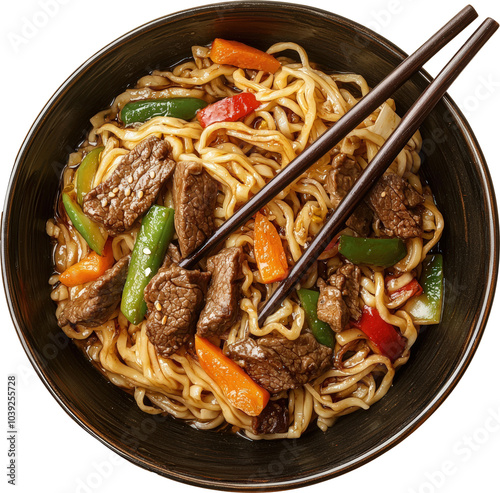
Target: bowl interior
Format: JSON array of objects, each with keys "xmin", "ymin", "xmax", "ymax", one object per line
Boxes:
[{"xmin": 2, "ymin": 2, "xmax": 497, "ymax": 490}]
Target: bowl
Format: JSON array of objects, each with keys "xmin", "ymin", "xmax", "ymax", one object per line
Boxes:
[{"xmin": 2, "ymin": 1, "xmax": 498, "ymax": 490}]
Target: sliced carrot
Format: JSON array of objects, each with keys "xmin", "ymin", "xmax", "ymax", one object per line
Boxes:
[
  {"xmin": 59, "ymin": 239, "xmax": 114, "ymax": 287},
  {"xmin": 195, "ymin": 335, "xmax": 270, "ymax": 416},
  {"xmin": 254, "ymin": 212, "xmax": 288, "ymax": 284},
  {"xmin": 210, "ymin": 38, "xmax": 281, "ymax": 74}
]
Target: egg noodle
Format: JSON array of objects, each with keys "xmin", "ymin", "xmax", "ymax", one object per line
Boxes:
[{"xmin": 47, "ymin": 42, "xmax": 444, "ymax": 439}]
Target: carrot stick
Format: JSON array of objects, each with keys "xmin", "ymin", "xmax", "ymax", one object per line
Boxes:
[
  {"xmin": 210, "ymin": 38, "xmax": 281, "ymax": 74},
  {"xmin": 254, "ymin": 212, "xmax": 288, "ymax": 284},
  {"xmin": 195, "ymin": 335, "xmax": 270, "ymax": 416},
  {"xmin": 59, "ymin": 240, "xmax": 115, "ymax": 287}
]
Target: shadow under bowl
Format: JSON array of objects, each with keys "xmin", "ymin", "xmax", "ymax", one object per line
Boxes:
[{"xmin": 2, "ymin": 1, "xmax": 498, "ymax": 490}]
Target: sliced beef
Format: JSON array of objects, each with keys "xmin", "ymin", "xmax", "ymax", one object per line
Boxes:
[
  {"xmin": 329, "ymin": 263, "xmax": 362, "ymax": 321},
  {"xmin": 326, "ymin": 153, "xmax": 372, "ymax": 237},
  {"xmin": 173, "ymin": 161, "xmax": 218, "ymax": 258},
  {"xmin": 252, "ymin": 398, "xmax": 289, "ymax": 435},
  {"xmin": 317, "ymin": 262, "xmax": 362, "ymax": 332},
  {"xmin": 366, "ymin": 173, "xmax": 424, "ymax": 239},
  {"xmin": 346, "ymin": 202, "xmax": 373, "ymax": 237},
  {"xmin": 161, "ymin": 243, "xmax": 182, "ymax": 269},
  {"xmin": 326, "ymin": 153, "xmax": 361, "ymax": 208},
  {"xmin": 58, "ymin": 255, "xmax": 130, "ymax": 328},
  {"xmin": 226, "ymin": 333, "xmax": 333, "ymax": 394},
  {"xmin": 83, "ymin": 136, "xmax": 175, "ymax": 235},
  {"xmin": 144, "ymin": 263, "xmax": 210, "ymax": 357},
  {"xmin": 196, "ymin": 247, "xmax": 244, "ymax": 338},
  {"xmin": 317, "ymin": 278, "xmax": 348, "ymax": 333}
]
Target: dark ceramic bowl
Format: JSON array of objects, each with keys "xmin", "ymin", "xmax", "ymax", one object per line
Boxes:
[{"xmin": 2, "ymin": 1, "xmax": 498, "ymax": 490}]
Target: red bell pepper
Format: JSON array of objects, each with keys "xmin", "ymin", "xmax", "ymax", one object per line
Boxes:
[
  {"xmin": 197, "ymin": 92, "xmax": 260, "ymax": 128},
  {"xmin": 388, "ymin": 278, "xmax": 423, "ymax": 301},
  {"xmin": 354, "ymin": 306, "xmax": 405, "ymax": 361}
]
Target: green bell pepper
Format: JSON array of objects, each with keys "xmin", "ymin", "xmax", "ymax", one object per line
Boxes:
[
  {"xmin": 338, "ymin": 235, "xmax": 407, "ymax": 268},
  {"xmin": 121, "ymin": 205, "xmax": 175, "ymax": 325},
  {"xmin": 76, "ymin": 146, "xmax": 103, "ymax": 206},
  {"xmin": 297, "ymin": 288, "xmax": 335, "ymax": 348},
  {"xmin": 120, "ymin": 98, "xmax": 208, "ymax": 125},
  {"xmin": 62, "ymin": 192, "xmax": 106, "ymax": 255},
  {"xmin": 405, "ymin": 254, "xmax": 443, "ymax": 324}
]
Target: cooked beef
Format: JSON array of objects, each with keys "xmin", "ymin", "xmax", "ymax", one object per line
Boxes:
[
  {"xmin": 83, "ymin": 136, "xmax": 175, "ymax": 235},
  {"xmin": 161, "ymin": 243, "xmax": 182, "ymax": 269},
  {"xmin": 317, "ymin": 278, "xmax": 348, "ymax": 333},
  {"xmin": 366, "ymin": 173, "xmax": 424, "ymax": 239},
  {"xmin": 196, "ymin": 247, "xmax": 244, "ymax": 338},
  {"xmin": 329, "ymin": 263, "xmax": 362, "ymax": 321},
  {"xmin": 317, "ymin": 262, "xmax": 362, "ymax": 332},
  {"xmin": 405, "ymin": 184, "xmax": 425, "ymax": 208},
  {"xmin": 346, "ymin": 202, "xmax": 373, "ymax": 237},
  {"xmin": 173, "ymin": 161, "xmax": 218, "ymax": 258},
  {"xmin": 326, "ymin": 153, "xmax": 373, "ymax": 237},
  {"xmin": 58, "ymin": 255, "xmax": 130, "ymax": 328},
  {"xmin": 144, "ymin": 263, "xmax": 210, "ymax": 357},
  {"xmin": 252, "ymin": 398, "xmax": 289, "ymax": 435},
  {"xmin": 226, "ymin": 333, "xmax": 333, "ymax": 394},
  {"xmin": 326, "ymin": 153, "xmax": 361, "ymax": 208}
]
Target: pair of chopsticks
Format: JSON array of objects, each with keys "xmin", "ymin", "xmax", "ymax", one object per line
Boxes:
[{"xmin": 179, "ymin": 5, "xmax": 498, "ymax": 325}]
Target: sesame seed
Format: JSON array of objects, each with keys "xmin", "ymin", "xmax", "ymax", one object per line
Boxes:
[
  {"xmin": 381, "ymin": 192, "xmax": 386, "ymax": 198},
  {"xmin": 144, "ymin": 267, "xmax": 151, "ymax": 276},
  {"xmin": 138, "ymin": 190, "xmax": 144, "ymax": 199},
  {"xmin": 101, "ymin": 198, "xmax": 108, "ymax": 207},
  {"xmin": 113, "ymin": 187, "xmax": 119, "ymax": 194},
  {"xmin": 125, "ymin": 187, "xmax": 131, "ymax": 197},
  {"xmin": 143, "ymin": 247, "xmax": 151, "ymax": 255},
  {"xmin": 155, "ymin": 301, "xmax": 162, "ymax": 311},
  {"xmin": 109, "ymin": 192, "xmax": 115, "ymax": 198},
  {"xmin": 150, "ymin": 171, "xmax": 156, "ymax": 179},
  {"xmin": 161, "ymin": 315, "xmax": 167, "ymax": 325},
  {"xmin": 127, "ymin": 176, "xmax": 133, "ymax": 184}
]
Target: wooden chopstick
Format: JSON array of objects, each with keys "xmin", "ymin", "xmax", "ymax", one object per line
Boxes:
[
  {"xmin": 179, "ymin": 5, "xmax": 478, "ymax": 271},
  {"xmin": 258, "ymin": 17, "xmax": 499, "ymax": 325}
]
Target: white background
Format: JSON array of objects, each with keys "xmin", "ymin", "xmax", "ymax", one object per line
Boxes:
[{"xmin": 2, "ymin": 0, "xmax": 500, "ymax": 492}]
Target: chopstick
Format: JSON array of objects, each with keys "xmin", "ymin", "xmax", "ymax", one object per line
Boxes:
[
  {"xmin": 258, "ymin": 17, "xmax": 499, "ymax": 325},
  {"xmin": 179, "ymin": 4, "xmax": 478, "ymax": 271}
]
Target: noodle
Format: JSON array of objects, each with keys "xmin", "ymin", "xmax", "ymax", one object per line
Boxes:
[{"xmin": 47, "ymin": 41, "xmax": 443, "ymax": 439}]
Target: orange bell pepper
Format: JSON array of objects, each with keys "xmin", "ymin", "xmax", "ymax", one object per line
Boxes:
[
  {"xmin": 254, "ymin": 212, "xmax": 288, "ymax": 284},
  {"xmin": 59, "ymin": 240, "xmax": 114, "ymax": 287},
  {"xmin": 195, "ymin": 335, "xmax": 270, "ymax": 416},
  {"xmin": 210, "ymin": 38, "xmax": 281, "ymax": 74}
]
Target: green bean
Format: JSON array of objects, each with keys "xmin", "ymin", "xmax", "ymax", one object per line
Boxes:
[
  {"xmin": 297, "ymin": 288, "xmax": 335, "ymax": 348},
  {"xmin": 121, "ymin": 205, "xmax": 175, "ymax": 325},
  {"xmin": 62, "ymin": 193, "xmax": 105, "ymax": 255}
]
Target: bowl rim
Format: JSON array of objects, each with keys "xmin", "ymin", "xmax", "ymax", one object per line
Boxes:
[{"xmin": 2, "ymin": 1, "xmax": 499, "ymax": 490}]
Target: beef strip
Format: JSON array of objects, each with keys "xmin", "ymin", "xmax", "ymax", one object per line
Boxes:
[
  {"xmin": 366, "ymin": 173, "xmax": 424, "ymax": 239},
  {"xmin": 252, "ymin": 398, "xmax": 289, "ymax": 435},
  {"xmin": 58, "ymin": 255, "xmax": 130, "ymax": 328},
  {"xmin": 317, "ymin": 262, "xmax": 362, "ymax": 332},
  {"xmin": 144, "ymin": 263, "xmax": 210, "ymax": 357},
  {"xmin": 326, "ymin": 152, "xmax": 372, "ymax": 237},
  {"xmin": 173, "ymin": 161, "xmax": 218, "ymax": 258},
  {"xmin": 83, "ymin": 136, "xmax": 175, "ymax": 235},
  {"xmin": 317, "ymin": 278, "xmax": 348, "ymax": 333},
  {"xmin": 161, "ymin": 243, "xmax": 182, "ymax": 269},
  {"xmin": 226, "ymin": 333, "xmax": 333, "ymax": 393},
  {"xmin": 326, "ymin": 153, "xmax": 360, "ymax": 208},
  {"xmin": 329, "ymin": 263, "xmax": 362, "ymax": 321},
  {"xmin": 196, "ymin": 247, "xmax": 244, "ymax": 338},
  {"xmin": 345, "ymin": 202, "xmax": 373, "ymax": 237}
]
